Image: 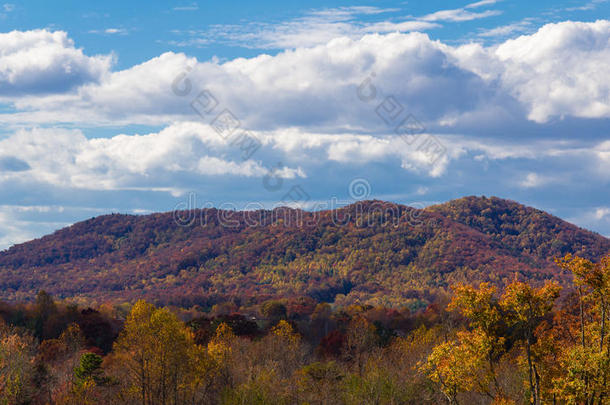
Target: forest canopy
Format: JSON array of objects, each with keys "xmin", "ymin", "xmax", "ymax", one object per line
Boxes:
[{"xmin": 1, "ymin": 254, "xmax": 609, "ymax": 404}]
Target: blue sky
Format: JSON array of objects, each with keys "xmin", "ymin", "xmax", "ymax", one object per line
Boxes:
[
  {"xmin": 2, "ymin": 0, "xmax": 607, "ymax": 66},
  {"xmin": 0, "ymin": 0, "xmax": 609, "ymax": 248}
]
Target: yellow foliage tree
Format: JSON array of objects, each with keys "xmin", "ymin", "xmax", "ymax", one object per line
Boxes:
[
  {"xmin": 553, "ymin": 254, "xmax": 610, "ymax": 404},
  {"xmin": 427, "ymin": 283, "xmax": 506, "ymax": 403},
  {"xmin": 500, "ymin": 279, "xmax": 561, "ymax": 405},
  {"xmin": 112, "ymin": 300, "xmax": 216, "ymax": 405},
  {"xmin": 0, "ymin": 326, "xmax": 36, "ymax": 405},
  {"xmin": 207, "ymin": 322, "xmax": 236, "ymax": 364}
]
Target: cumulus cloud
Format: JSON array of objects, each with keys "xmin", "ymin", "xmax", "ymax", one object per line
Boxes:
[
  {"xmin": 450, "ymin": 20, "xmax": 610, "ymax": 123},
  {"xmin": 0, "ymin": 30, "xmax": 113, "ymax": 96},
  {"xmin": 0, "ymin": 124, "xmax": 306, "ymax": 191},
  {"xmin": 492, "ymin": 20, "xmax": 610, "ymax": 122},
  {"xmin": 8, "ymin": 32, "xmax": 496, "ymax": 131},
  {"xmin": 5, "ymin": 21, "xmax": 609, "ymax": 132},
  {"xmin": 12, "ymin": 121, "xmax": 591, "ymax": 187},
  {"xmin": 0, "ymin": 122, "xmax": 451, "ymax": 194}
]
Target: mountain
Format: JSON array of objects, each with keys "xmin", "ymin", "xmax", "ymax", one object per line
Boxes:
[{"xmin": 0, "ymin": 196, "xmax": 607, "ymax": 309}]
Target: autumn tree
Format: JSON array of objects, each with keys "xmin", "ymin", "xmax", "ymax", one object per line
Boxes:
[
  {"xmin": 343, "ymin": 316, "xmax": 378, "ymax": 377},
  {"xmin": 112, "ymin": 300, "xmax": 216, "ymax": 405},
  {"xmin": 266, "ymin": 320, "xmax": 304, "ymax": 378},
  {"xmin": 553, "ymin": 254, "xmax": 610, "ymax": 404},
  {"xmin": 426, "ymin": 282, "xmax": 508, "ymax": 403},
  {"xmin": 0, "ymin": 323, "xmax": 37, "ymax": 405},
  {"xmin": 206, "ymin": 322, "xmax": 236, "ymax": 387},
  {"xmin": 500, "ymin": 279, "xmax": 561, "ymax": 405}
]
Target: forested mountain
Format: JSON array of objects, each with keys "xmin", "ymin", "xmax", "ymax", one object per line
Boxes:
[{"xmin": 0, "ymin": 196, "xmax": 607, "ymax": 307}]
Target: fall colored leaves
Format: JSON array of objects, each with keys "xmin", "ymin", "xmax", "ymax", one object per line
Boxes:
[{"xmin": 427, "ymin": 254, "xmax": 610, "ymax": 404}]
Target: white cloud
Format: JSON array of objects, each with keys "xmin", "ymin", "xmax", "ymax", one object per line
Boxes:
[
  {"xmin": 593, "ymin": 140, "xmax": 610, "ymax": 176},
  {"xmin": 319, "ymin": 132, "xmax": 451, "ymax": 177},
  {"xmin": 173, "ymin": 4, "xmax": 198, "ymax": 11},
  {"xmin": 519, "ymin": 172, "xmax": 549, "ymax": 188},
  {"xmin": 0, "ymin": 204, "xmax": 123, "ymax": 250},
  {"xmin": 594, "ymin": 140, "xmax": 610, "ymax": 158},
  {"xmin": 0, "ymin": 30, "xmax": 113, "ymax": 96},
  {"xmin": 0, "ymin": 124, "xmax": 306, "ymax": 191},
  {"xmin": 171, "ymin": 7, "xmax": 439, "ymax": 50},
  {"xmin": 466, "ymin": 0, "xmax": 501, "ymax": 9},
  {"xmin": 493, "ymin": 20, "xmax": 610, "ymax": 122},
  {"xmin": 105, "ymin": 28, "xmax": 126, "ymax": 34},
  {"xmin": 311, "ymin": 6, "xmax": 401, "ymax": 17},
  {"xmin": 567, "ymin": 206, "xmax": 610, "ymax": 238},
  {"xmin": 175, "ymin": 4, "xmax": 504, "ymax": 50},
  {"xmin": 596, "ymin": 207, "xmax": 610, "ymax": 219},
  {"xmin": 478, "ymin": 20, "xmax": 534, "ymax": 37},
  {"xmin": 2, "ymin": 21, "xmax": 610, "ymax": 139},
  {"xmin": 421, "ymin": 8, "xmax": 501, "ymax": 22},
  {"xmin": 0, "ymin": 208, "xmax": 68, "ymax": 250},
  {"xmin": 2, "ymin": 3, "xmax": 14, "ymax": 12},
  {"xmin": 415, "ymin": 186, "xmax": 429, "ymax": 195},
  {"xmin": 6, "ymin": 32, "xmax": 493, "ymax": 129},
  {"xmin": 451, "ymin": 20, "xmax": 610, "ymax": 123},
  {"xmin": 566, "ymin": 0, "xmax": 608, "ymax": 11},
  {"xmin": 89, "ymin": 28, "xmax": 129, "ymax": 35},
  {"xmin": 0, "ymin": 122, "xmax": 455, "ymax": 196}
]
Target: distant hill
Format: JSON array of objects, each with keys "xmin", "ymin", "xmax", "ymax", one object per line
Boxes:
[{"xmin": 0, "ymin": 196, "xmax": 607, "ymax": 308}]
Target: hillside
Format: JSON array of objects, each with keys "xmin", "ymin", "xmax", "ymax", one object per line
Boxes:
[{"xmin": 0, "ymin": 196, "xmax": 607, "ymax": 308}]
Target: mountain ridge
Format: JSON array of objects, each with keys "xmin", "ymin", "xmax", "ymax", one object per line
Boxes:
[{"xmin": 0, "ymin": 196, "xmax": 607, "ymax": 308}]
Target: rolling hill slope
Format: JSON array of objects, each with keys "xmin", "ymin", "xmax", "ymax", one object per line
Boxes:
[{"xmin": 0, "ymin": 196, "xmax": 607, "ymax": 308}]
